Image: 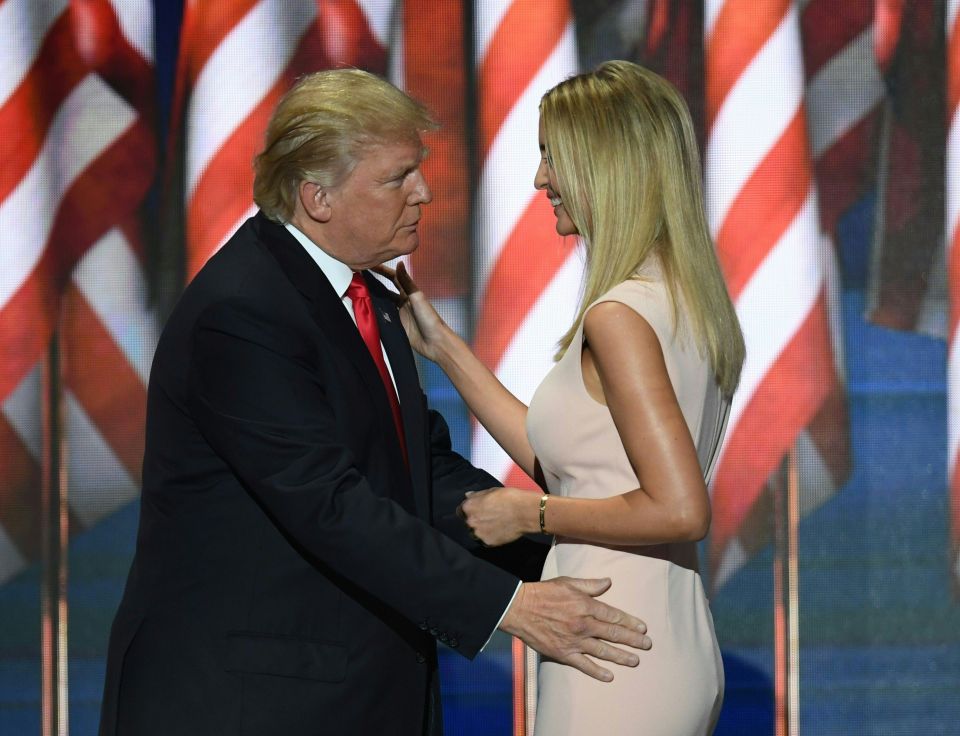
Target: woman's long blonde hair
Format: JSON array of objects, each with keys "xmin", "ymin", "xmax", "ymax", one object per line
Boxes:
[{"xmin": 542, "ymin": 60, "xmax": 744, "ymax": 397}]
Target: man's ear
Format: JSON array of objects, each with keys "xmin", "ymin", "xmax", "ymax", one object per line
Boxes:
[{"xmin": 299, "ymin": 180, "xmax": 332, "ymax": 223}]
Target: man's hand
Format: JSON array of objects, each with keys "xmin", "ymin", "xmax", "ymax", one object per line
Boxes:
[
  {"xmin": 498, "ymin": 577, "xmax": 652, "ymax": 682},
  {"xmin": 459, "ymin": 487, "xmax": 537, "ymax": 547}
]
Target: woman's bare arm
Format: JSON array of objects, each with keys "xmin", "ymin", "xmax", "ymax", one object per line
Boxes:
[
  {"xmin": 378, "ymin": 263, "xmax": 537, "ymax": 478},
  {"xmin": 462, "ymin": 300, "xmax": 710, "ymax": 546}
]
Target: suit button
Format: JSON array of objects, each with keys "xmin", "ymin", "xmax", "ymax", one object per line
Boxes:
[
  {"xmin": 448, "ymin": 638, "xmax": 459, "ymax": 648},
  {"xmin": 439, "ymin": 633, "xmax": 449, "ymax": 644},
  {"xmin": 416, "ymin": 653, "xmax": 426, "ymax": 664},
  {"xmin": 429, "ymin": 627, "xmax": 439, "ymax": 637},
  {"xmin": 418, "ymin": 620, "xmax": 429, "ymax": 631}
]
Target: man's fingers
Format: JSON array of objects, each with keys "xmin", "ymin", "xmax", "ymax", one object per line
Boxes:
[
  {"xmin": 585, "ymin": 616, "xmax": 651, "ymax": 651},
  {"xmin": 582, "ymin": 639, "xmax": 640, "ymax": 668},
  {"xmin": 587, "ymin": 598, "xmax": 648, "ymax": 636},
  {"xmin": 595, "ymin": 607, "xmax": 648, "ymax": 637},
  {"xmin": 561, "ymin": 576, "xmax": 612, "ymax": 598},
  {"xmin": 609, "ymin": 621, "xmax": 652, "ymax": 650},
  {"xmin": 566, "ymin": 653, "xmax": 614, "ymax": 683},
  {"xmin": 504, "ymin": 579, "xmax": 653, "ymax": 681},
  {"xmin": 558, "ymin": 576, "xmax": 649, "ymax": 637}
]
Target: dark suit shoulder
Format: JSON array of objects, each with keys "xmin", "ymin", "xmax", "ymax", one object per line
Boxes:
[
  {"xmin": 188, "ymin": 219, "xmax": 286, "ymax": 302},
  {"xmin": 179, "ymin": 218, "xmax": 309, "ymax": 315},
  {"xmin": 153, "ymin": 217, "xmax": 320, "ymax": 380}
]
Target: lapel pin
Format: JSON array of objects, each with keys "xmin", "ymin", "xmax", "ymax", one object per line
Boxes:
[{"xmin": 381, "ymin": 311, "xmax": 391, "ymax": 323}]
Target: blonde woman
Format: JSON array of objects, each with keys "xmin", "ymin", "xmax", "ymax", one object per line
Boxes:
[{"xmin": 382, "ymin": 61, "xmax": 744, "ymax": 735}]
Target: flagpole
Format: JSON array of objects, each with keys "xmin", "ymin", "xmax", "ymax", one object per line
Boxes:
[
  {"xmin": 511, "ymin": 637, "xmax": 538, "ymax": 736},
  {"xmin": 41, "ymin": 333, "xmax": 69, "ymax": 736},
  {"xmin": 772, "ymin": 460, "xmax": 786, "ymax": 736},
  {"xmin": 512, "ymin": 638, "xmax": 526, "ymax": 736},
  {"xmin": 787, "ymin": 445, "xmax": 801, "ymax": 736},
  {"xmin": 773, "ymin": 447, "xmax": 801, "ymax": 736}
]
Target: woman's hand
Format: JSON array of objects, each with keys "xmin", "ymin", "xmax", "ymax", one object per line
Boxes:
[
  {"xmin": 374, "ymin": 262, "xmax": 452, "ymax": 363},
  {"xmin": 459, "ymin": 487, "xmax": 540, "ymax": 547}
]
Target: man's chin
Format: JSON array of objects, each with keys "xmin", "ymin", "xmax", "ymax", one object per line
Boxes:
[
  {"xmin": 370, "ymin": 236, "xmax": 419, "ymax": 267},
  {"xmin": 397, "ymin": 231, "xmax": 420, "ymax": 254}
]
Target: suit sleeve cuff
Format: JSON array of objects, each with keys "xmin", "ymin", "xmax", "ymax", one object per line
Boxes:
[{"xmin": 479, "ymin": 580, "xmax": 522, "ymax": 653}]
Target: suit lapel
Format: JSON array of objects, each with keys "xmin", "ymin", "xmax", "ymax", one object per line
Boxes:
[
  {"xmin": 255, "ymin": 214, "xmax": 417, "ymax": 509},
  {"xmin": 369, "ymin": 278, "xmax": 430, "ymax": 520}
]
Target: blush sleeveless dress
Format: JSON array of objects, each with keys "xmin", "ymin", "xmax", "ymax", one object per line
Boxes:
[{"xmin": 526, "ymin": 273, "xmax": 728, "ymax": 736}]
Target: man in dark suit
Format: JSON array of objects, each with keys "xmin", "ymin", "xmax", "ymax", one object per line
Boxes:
[{"xmin": 99, "ymin": 69, "xmax": 650, "ymax": 736}]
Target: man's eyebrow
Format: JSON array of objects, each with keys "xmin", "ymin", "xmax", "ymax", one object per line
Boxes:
[
  {"xmin": 380, "ymin": 165, "xmax": 417, "ymax": 182},
  {"xmin": 381, "ymin": 148, "xmax": 430, "ymax": 180}
]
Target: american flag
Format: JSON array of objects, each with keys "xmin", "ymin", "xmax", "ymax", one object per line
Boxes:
[
  {"xmin": 471, "ymin": 0, "xmax": 581, "ymax": 491},
  {"xmin": 801, "ymin": 0, "xmax": 883, "ymax": 238},
  {"xmin": 641, "ymin": 0, "xmax": 705, "ymax": 147},
  {"xmin": 765, "ymin": 0, "xmax": 865, "ymax": 563},
  {"xmin": 867, "ymin": 0, "xmax": 947, "ymax": 338},
  {"xmin": 704, "ymin": 0, "xmax": 841, "ymax": 589},
  {"xmin": 947, "ymin": 0, "xmax": 960, "ymax": 587},
  {"xmin": 0, "ymin": 0, "xmax": 157, "ymax": 583},
  {"xmin": 402, "ymin": 0, "xmax": 471, "ymax": 302},
  {"xmin": 172, "ymin": 0, "xmax": 394, "ymax": 279},
  {"xmin": 622, "ymin": 0, "xmax": 854, "ymax": 588}
]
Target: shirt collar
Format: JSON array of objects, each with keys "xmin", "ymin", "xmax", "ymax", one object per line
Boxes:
[{"xmin": 284, "ymin": 222, "xmax": 354, "ymax": 299}]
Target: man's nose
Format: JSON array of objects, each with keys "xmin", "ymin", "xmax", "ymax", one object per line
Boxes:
[{"xmin": 410, "ymin": 171, "xmax": 432, "ymax": 204}]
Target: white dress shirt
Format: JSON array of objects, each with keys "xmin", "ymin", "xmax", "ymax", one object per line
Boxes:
[{"xmin": 285, "ymin": 223, "xmax": 399, "ymax": 394}]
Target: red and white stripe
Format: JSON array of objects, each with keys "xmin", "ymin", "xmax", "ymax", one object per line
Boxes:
[
  {"xmin": 801, "ymin": 0, "xmax": 883, "ymax": 237},
  {"xmin": 177, "ymin": 0, "xmax": 395, "ymax": 279},
  {"xmin": 403, "ymin": 0, "xmax": 471, "ymax": 303},
  {"xmin": 946, "ymin": 0, "xmax": 960, "ymax": 586},
  {"xmin": 783, "ymin": 0, "xmax": 873, "ymax": 538},
  {"xmin": 471, "ymin": 0, "xmax": 581, "ymax": 489},
  {"xmin": 704, "ymin": 0, "xmax": 838, "ymax": 589},
  {"xmin": 0, "ymin": 0, "xmax": 156, "ymax": 583}
]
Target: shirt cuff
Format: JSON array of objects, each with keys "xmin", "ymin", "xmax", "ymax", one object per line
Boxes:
[{"xmin": 479, "ymin": 580, "xmax": 523, "ymax": 653}]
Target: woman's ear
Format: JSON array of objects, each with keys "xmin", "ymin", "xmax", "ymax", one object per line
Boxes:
[{"xmin": 298, "ymin": 180, "xmax": 332, "ymax": 223}]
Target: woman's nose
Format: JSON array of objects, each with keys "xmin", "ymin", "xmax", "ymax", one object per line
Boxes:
[{"xmin": 534, "ymin": 159, "xmax": 549, "ymax": 190}]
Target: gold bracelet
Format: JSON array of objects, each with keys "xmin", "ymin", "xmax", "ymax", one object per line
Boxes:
[{"xmin": 539, "ymin": 494, "xmax": 549, "ymax": 534}]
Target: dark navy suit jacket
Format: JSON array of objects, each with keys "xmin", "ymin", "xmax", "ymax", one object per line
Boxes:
[{"xmin": 99, "ymin": 213, "xmax": 545, "ymax": 736}]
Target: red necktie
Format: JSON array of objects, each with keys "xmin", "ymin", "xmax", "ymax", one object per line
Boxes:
[{"xmin": 346, "ymin": 272, "xmax": 408, "ymax": 465}]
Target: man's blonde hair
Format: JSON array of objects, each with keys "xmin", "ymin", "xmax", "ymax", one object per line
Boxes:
[
  {"xmin": 254, "ymin": 68, "xmax": 437, "ymax": 222},
  {"xmin": 541, "ymin": 60, "xmax": 745, "ymax": 398}
]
